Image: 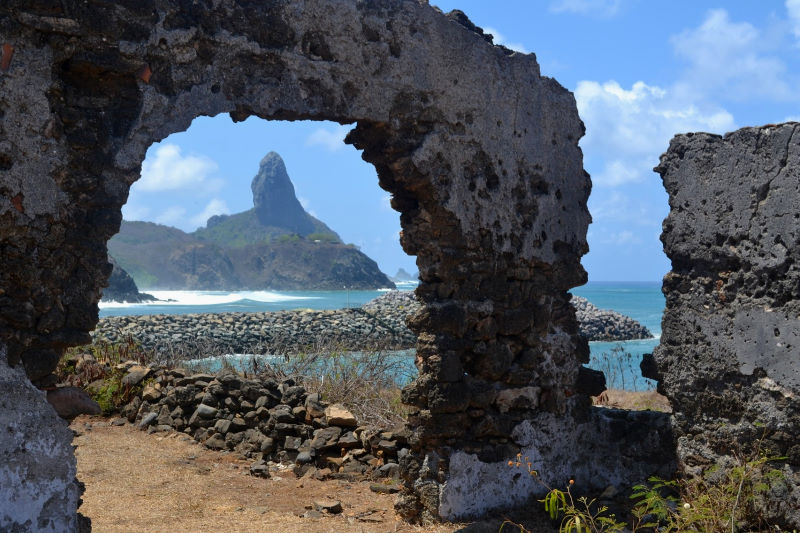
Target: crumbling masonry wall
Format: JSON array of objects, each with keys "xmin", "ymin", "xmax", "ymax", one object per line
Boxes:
[
  {"xmin": 0, "ymin": 2, "xmax": 673, "ymax": 529},
  {"xmin": 655, "ymin": 123, "xmax": 800, "ymax": 529}
]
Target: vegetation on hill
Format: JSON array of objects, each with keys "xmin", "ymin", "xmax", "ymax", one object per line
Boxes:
[
  {"xmin": 193, "ymin": 208, "xmax": 340, "ymax": 248},
  {"xmin": 108, "ymin": 221, "xmax": 393, "ymax": 290}
]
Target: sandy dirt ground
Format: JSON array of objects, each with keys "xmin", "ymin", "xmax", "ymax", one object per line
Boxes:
[{"xmin": 72, "ymin": 416, "xmax": 557, "ymax": 533}]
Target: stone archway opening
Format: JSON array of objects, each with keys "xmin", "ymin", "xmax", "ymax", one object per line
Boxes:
[
  {"xmin": 110, "ymin": 114, "xmax": 414, "ymax": 295},
  {"xmin": 1, "ymin": 2, "xmax": 677, "ymax": 530}
]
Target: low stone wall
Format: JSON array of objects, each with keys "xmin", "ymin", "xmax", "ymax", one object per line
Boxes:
[
  {"xmin": 116, "ymin": 362, "xmax": 408, "ymax": 481},
  {"xmin": 0, "ymin": 346, "xmax": 89, "ymax": 532}
]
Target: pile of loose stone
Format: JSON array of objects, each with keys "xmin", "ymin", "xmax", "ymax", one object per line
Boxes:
[
  {"xmin": 93, "ymin": 292, "xmax": 651, "ymax": 359},
  {"xmin": 572, "ymin": 296, "xmax": 652, "ymax": 341},
  {"xmin": 116, "ymin": 360, "xmax": 408, "ymax": 482},
  {"xmin": 93, "ymin": 293, "xmax": 420, "ymax": 356}
]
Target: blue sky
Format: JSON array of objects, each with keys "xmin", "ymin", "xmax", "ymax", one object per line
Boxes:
[{"xmin": 122, "ymin": 1, "xmax": 800, "ymax": 282}]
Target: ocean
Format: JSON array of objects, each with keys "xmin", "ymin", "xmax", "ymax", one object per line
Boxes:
[{"xmin": 99, "ymin": 281, "xmax": 664, "ymax": 391}]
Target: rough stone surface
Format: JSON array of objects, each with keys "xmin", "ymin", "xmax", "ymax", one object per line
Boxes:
[
  {"xmin": 0, "ymin": 1, "xmax": 645, "ymax": 526},
  {"xmin": 102, "ymin": 257, "xmax": 156, "ymax": 303},
  {"xmin": 0, "ymin": 344, "xmax": 83, "ymax": 532},
  {"xmin": 654, "ymin": 123, "xmax": 800, "ymax": 529},
  {"xmin": 572, "ymin": 295, "xmax": 652, "ymax": 341}
]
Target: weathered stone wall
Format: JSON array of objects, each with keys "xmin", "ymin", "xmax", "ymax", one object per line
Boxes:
[
  {"xmin": 0, "ymin": 2, "xmax": 674, "ymax": 528},
  {"xmin": 0, "ymin": 344, "xmax": 87, "ymax": 532},
  {"xmin": 654, "ymin": 123, "xmax": 800, "ymax": 528}
]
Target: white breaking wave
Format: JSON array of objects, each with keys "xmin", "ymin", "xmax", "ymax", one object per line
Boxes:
[{"xmin": 99, "ymin": 290, "xmax": 317, "ymax": 309}]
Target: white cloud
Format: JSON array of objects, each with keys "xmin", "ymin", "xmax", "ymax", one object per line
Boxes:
[
  {"xmin": 549, "ymin": 0, "xmax": 623, "ymax": 17},
  {"xmin": 670, "ymin": 9, "xmax": 792, "ymax": 101},
  {"xmin": 595, "ymin": 230, "xmax": 640, "ymax": 246},
  {"xmin": 483, "ymin": 27, "xmax": 528, "ymax": 54},
  {"xmin": 589, "ymin": 191, "xmax": 662, "ymax": 226},
  {"xmin": 786, "ymin": 115, "xmax": 800, "ymax": 122},
  {"xmin": 576, "ymin": 79, "xmax": 735, "ymax": 187},
  {"xmin": 121, "ymin": 203, "xmax": 150, "ymax": 221},
  {"xmin": 306, "ymin": 125, "xmax": 350, "ymax": 152},
  {"xmin": 788, "ymin": 0, "xmax": 800, "ymax": 42},
  {"xmin": 137, "ymin": 144, "xmax": 220, "ymax": 192},
  {"xmin": 297, "ymin": 197, "xmax": 317, "ymax": 217},
  {"xmin": 190, "ymin": 198, "xmax": 230, "ymax": 229},
  {"xmin": 380, "ymin": 194, "xmax": 393, "ymax": 212},
  {"xmin": 154, "ymin": 206, "xmax": 187, "ymax": 226}
]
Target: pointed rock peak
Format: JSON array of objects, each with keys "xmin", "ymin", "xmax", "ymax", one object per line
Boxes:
[
  {"xmin": 250, "ymin": 151, "xmax": 314, "ymax": 234},
  {"xmin": 259, "ymin": 151, "xmax": 285, "ymax": 171}
]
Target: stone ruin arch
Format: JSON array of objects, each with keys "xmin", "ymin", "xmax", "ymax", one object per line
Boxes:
[{"xmin": 2, "ymin": 1, "xmax": 798, "ymax": 531}]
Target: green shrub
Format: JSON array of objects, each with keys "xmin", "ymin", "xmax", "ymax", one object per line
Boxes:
[{"xmin": 503, "ymin": 445, "xmax": 792, "ymax": 533}]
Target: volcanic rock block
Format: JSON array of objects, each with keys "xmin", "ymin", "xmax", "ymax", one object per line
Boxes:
[
  {"xmin": 0, "ymin": 346, "xmax": 83, "ymax": 531},
  {"xmin": 654, "ymin": 123, "xmax": 800, "ymax": 529}
]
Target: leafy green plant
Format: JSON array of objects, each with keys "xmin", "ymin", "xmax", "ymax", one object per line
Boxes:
[{"xmin": 503, "ymin": 445, "xmax": 792, "ymax": 533}]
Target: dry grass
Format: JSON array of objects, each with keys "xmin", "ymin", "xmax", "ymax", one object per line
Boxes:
[{"xmin": 592, "ymin": 388, "xmax": 672, "ymax": 412}]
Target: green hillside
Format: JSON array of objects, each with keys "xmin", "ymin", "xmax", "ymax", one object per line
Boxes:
[{"xmin": 192, "ymin": 209, "xmax": 340, "ymax": 248}]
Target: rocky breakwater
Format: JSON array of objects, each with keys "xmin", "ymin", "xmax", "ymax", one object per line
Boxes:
[
  {"xmin": 572, "ymin": 296, "xmax": 652, "ymax": 341},
  {"xmin": 92, "ymin": 295, "xmax": 419, "ymax": 356},
  {"xmin": 116, "ymin": 363, "xmax": 408, "ymax": 483},
  {"xmin": 92, "ymin": 291, "xmax": 652, "ymax": 358}
]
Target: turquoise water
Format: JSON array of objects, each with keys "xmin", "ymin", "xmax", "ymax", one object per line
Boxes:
[
  {"xmin": 99, "ymin": 285, "xmax": 417, "ymax": 318},
  {"xmin": 100, "ymin": 281, "xmax": 664, "ymax": 391},
  {"xmin": 572, "ymin": 281, "xmax": 664, "ymax": 391}
]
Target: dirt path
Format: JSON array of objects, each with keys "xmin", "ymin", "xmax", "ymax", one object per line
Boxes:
[{"xmin": 72, "ymin": 416, "xmax": 554, "ymax": 533}]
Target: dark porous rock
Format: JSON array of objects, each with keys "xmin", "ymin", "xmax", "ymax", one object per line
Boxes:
[
  {"xmin": 269, "ymin": 405, "xmax": 295, "ymax": 423},
  {"xmin": 655, "ymin": 123, "xmax": 800, "ymax": 529},
  {"xmin": 338, "ymin": 432, "xmax": 360, "ymax": 449},
  {"xmin": 281, "ymin": 385, "xmax": 306, "ymax": 406},
  {"xmin": 572, "ymin": 296, "xmax": 652, "ymax": 341},
  {"xmin": 138, "ymin": 412, "xmax": 157, "ymax": 429},
  {"xmin": 46, "ymin": 387, "xmax": 102, "ymax": 420},
  {"xmin": 296, "ymin": 451, "xmax": 313, "ymax": 464},
  {"xmin": 21, "ymin": 349, "xmax": 61, "ymax": 383},
  {"xmin": 370, "ymin": 482, "xmax": 401, "ymax": 494},
  {"xmin": 575, "ymin": 366, "xmax": 606, "ymax": 397},
  {"xmin": 313, "ymin": 499, "xmax": 343, "ymax": 514},
  {"xmin": 121, "ymin": 366, "xmax": 152, "ymax": 387},
  {"xmin": 310, "ymin": 426, "xmax": 342, "ymax": 451},
  {"xmin": 204, "ymin": 433, "xmax": 227, "ymax": 450},
  {"xmin": 249, "ymin": 460, "xmax": 270, "ymax": 478},
  {"xmin": 102, "ymin": 257, "xmax": 157, "ymax": 304}
]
